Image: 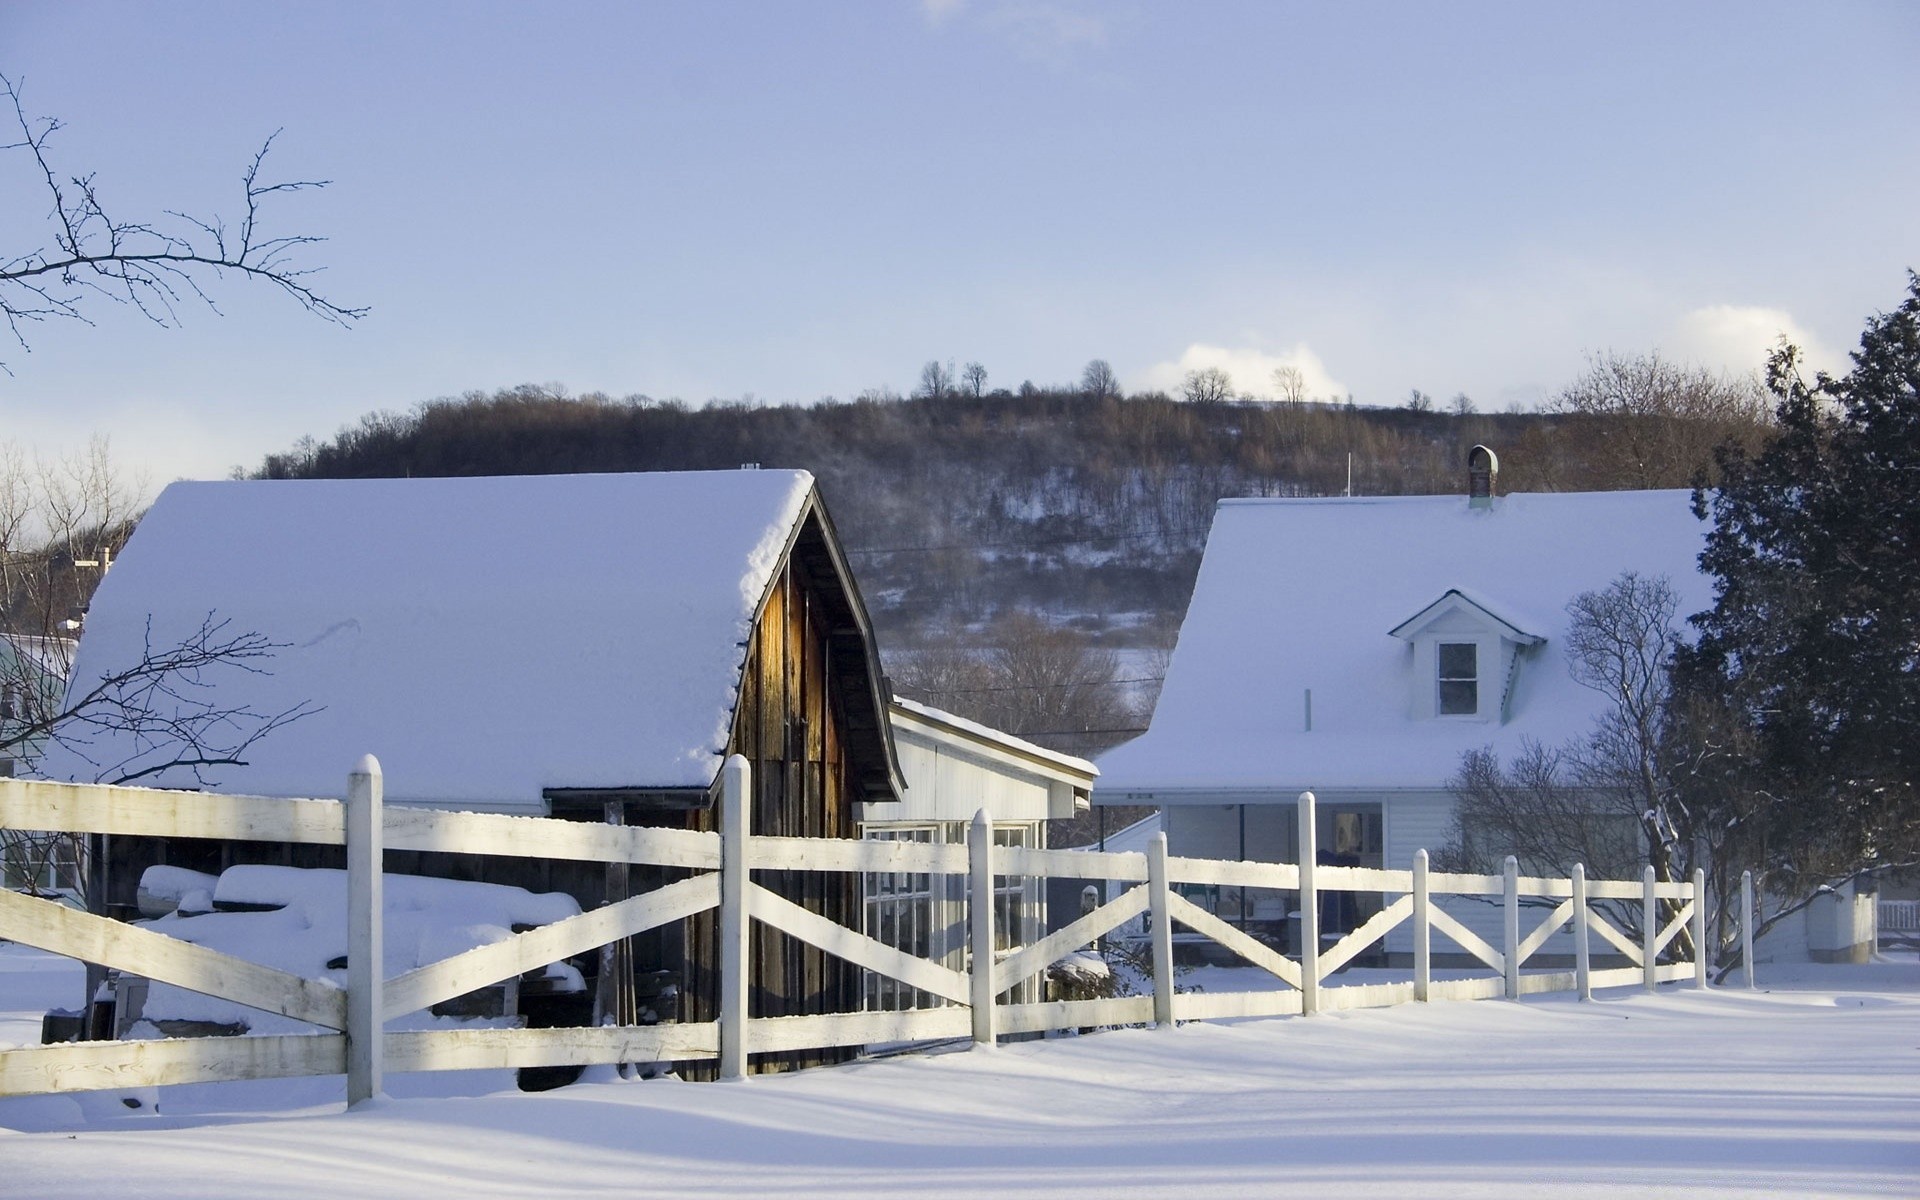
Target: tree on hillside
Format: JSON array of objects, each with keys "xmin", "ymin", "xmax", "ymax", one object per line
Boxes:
[
  {"xmin": 915, "ymin": 359, "xmax": 955, "ymax": 401},
  {"xmin": 0, "ymin": 73, "xmax": 364, "ymax": 371},
  {"xmin": 1081, "ymin": 359, "xmax": 1120, "ymax": 401},
  {"xmin": 961, "ymin": 361, "xmax": 988, "ymax": 398},
  {"xmin": 1673, "ymin": 274, "xmax": 1920, "ymax": 939},
  {"xmin": 1182, "ymin": 366, "xmax": 1233, "ymax": 404},
  {"xmin": 1271, "ymin": 365, "xmax": 1309, "ymax": 406},
  {"xmin": 1547, "ymin": 351, "xmax": 1770, "ymax": 488}
]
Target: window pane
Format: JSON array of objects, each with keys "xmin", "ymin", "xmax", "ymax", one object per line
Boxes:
[
  {"xmin": 1440, "ymin": 679, "xmax": 1478, "ymax": 715},
  {"xmin": 1438, "ymin": 642, "xmax": 1477, "ymax": 679}
]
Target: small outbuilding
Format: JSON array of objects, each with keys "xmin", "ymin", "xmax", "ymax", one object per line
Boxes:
[{"xmin": 44, "ymin": 468, "xmax": 905, "ymax": 1067}]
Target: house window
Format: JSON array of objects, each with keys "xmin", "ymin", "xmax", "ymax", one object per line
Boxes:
[
  {"xmin": 1437, "ymin": 642, "xmax": 1478, "ymax": 715},
  {"xmin": 864, "ymin": 826, "xmax": 939, "ymax": 1012}
]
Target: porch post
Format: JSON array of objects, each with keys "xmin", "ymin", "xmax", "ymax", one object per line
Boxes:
[{"xmin": 346, "ymin": 755, "xmax": 385, "ymax": 1107}]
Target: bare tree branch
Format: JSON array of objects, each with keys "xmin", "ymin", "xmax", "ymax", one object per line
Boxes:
[{"xmin": 0, "ymin": 72, "xmax": 365, "ymax": 372}]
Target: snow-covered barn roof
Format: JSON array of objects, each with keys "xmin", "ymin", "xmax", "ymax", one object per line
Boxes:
[
  {"xmin": 1096, "ymin": 489, "xmax": 1712, "ymax": 800},
  {"xmin": 42, "ymin": 469, "xmax": 875, "ymax": 809}
]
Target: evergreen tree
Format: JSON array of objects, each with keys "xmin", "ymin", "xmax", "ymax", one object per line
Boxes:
[{"xmin": 1676, "ymin": 273, "xmax": 1920, "ymax": 901}]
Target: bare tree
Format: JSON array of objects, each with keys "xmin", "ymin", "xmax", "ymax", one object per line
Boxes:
[
  {"xmin": 1080, "ymin": 359, "xmax": 1120, "ymax": 401},
  {"xmin": 1548, "ymin": 351, "xmax": 1771, "ymax": 488},
  {"xmin": 1405, "ymin": 389, "xmax": 1435, "ymax": 413},
  {"xmin": 1270, "ymin": 365, "xmax": 1309, "ymax": 406},
  {"xmin": 961, "ymin": 361, "xmax": 988, "ymax": 398},
  {"xmin": 1, "ymin": 72, "xmax": 365, "ymax": 371},
  {"xmin": 1448, "ymin": 392, "xmax": 1476, "ymax": 416},
  {"xmin": 914, "ymin": 359, "xmax": 955, "ymax": 401},
  {"xmin": 1182, "ymin": 366, "xmax": 1233, "ymax": 404},
  {"xmin": 1444, "ymin": 573, "xmax": 1693, "ymax": 953},
  {"xmin": 2, "ymin": 441, "xmax": 316, "ymax": 900},
  {"xmin": 891, "ymin": 608, "xmax": 1142, "ymax": 759}
]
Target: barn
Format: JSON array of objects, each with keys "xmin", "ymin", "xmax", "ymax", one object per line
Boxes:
[{"xmin": 41, "ymin": 468, "xmax": 906, "ymax": 1070}]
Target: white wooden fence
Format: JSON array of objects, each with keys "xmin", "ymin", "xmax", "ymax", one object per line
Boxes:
[{"xmin": 0, "ymin": 761, "xmax": 1734, "ymax": 1104}]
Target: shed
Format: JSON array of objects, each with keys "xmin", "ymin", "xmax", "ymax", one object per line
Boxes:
[{"xmin": 42, "ymin": 468, "xmax": 905, "ymax": 1068}]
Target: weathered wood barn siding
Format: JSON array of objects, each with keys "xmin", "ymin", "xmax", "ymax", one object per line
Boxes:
[{"xmin": 674, "ymin": 519, "xmax": 868, "ymax": 1072}]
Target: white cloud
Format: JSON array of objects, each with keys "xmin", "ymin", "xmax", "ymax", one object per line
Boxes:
[
  {"xmin": 1136, "ymin": 343, "xmax": 1349, "ymax": 402},
  {"xmin": 1665, "ymin": 305, "xmax": 1842, "ymax": 380}
]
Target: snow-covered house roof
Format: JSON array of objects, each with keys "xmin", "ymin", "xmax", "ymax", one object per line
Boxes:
[
  {"xmin": 42, "ymin": 470, "xmax": 900, "ymax": 810},
  {"xmin": 1096, "ymin": 489, "xmax": 1712, "ymax": 800}
]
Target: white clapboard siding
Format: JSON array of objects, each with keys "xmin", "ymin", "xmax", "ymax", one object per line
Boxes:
[
  {"xmin": 385, "ymin": 1024, "xmax": 719, "ymax": 1072},
  {"xmin": 750, "ymin": 835, "xmax": 968, "ymax": 876},
  {"xmin": 747, "ymin": 884, "xmax": 972, "ymax": 1004},
  {"xmin": 0, "ymin": 1035, "xmax": 344, "ymax": 1095},
  {"xmin": 1165, "ymin": 892, "xmax": 1303, "ymax": 989},
  {"xmin": 995, "ymin": 887, "xmax": 1152, "ymax": 993},
  {"xmin": 0, "ymin": 779, "xmax": 345, "ymax": 844},
  {"xmin": 748, "ymin": 1008, "xmax": 972, "ymax": 1054},
  {"xmin": 385, "ymin": 874, "xmax": 721, "ymax": 1016},
  {"xmin": 0, "ymin": 889, "xmax": 347, "ymax": 1029}
]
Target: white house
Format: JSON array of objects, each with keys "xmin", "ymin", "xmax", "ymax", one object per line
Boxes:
[
  {"xmin": 1096, "ymin": 470, "xmax": 1718, "ymax": 961},
  {"xmin": 1097, "ymin": 465, "xmax": 1875, "ymax": 965}
]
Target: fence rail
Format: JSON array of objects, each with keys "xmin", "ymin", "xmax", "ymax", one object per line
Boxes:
[{"xmin": 0, "ymin": 766, "xmax": 1733, "ymax": 1105}]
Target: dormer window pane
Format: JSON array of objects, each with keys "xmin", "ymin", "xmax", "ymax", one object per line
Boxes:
[{"xmin": 1438, "ymin": 642, "xmax": 1477, "ymax": 715}]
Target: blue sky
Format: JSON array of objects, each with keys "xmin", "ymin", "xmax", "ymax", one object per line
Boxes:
[{"xmin": 3, "ymin": 1, "xmax": 1916, "ymax": 484}]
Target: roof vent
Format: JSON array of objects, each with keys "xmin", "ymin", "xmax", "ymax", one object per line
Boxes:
[{"xmin": 1467, "ymin": 445, "xmax": 1498, "ymax": 509}]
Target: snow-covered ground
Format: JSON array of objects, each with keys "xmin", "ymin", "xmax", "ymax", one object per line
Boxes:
[{"xmin": 2, "ymin": 943, "xmax": 1915, "ymax": 1198}]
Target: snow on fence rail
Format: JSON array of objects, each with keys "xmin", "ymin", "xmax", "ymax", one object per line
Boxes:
[{"xmin": 0, "ymin": 760, "xmax": 1735, "ymax": 1104}]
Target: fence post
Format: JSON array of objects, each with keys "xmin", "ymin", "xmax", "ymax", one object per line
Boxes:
[
  {"xmin": 718, "ymin": 754, "xmax": 750, "ymax": 1081},
  {"xmin": 1147, "ymin": 831, "xmax": 1174, "ymax": 1028},
  {"xmin": 1296, "ymin": 791, "xmax": 1318, "ymax": 1015},
  {"xmin": 1502, "ymin": 856, "xmax": 1521, "ymax": 999},
  {"xmin": 1741, "ymin": 869, "xmax": 1755, "ymax": 990},
  {"xmin": 1642, "ymin": 865, "xmax": 1658, "ymax": 993},
  {"xmin": 1692, "ymin": 867, "xmax": 1708, "ymax": 989},
  {"xmin": 346, "ymin": 756, "xmax": 385, "ymax": 1108},
  {"xmin": 969, "ymin": 809, "xmax": 996, "ymax": 1046},
  {"xmin": 1412, "ymin": 849, "xmax": 1430, "ymax": 1003},
  {"xmin": 1572, "ymin": 863, "xmax": 1591, "ymax": 1001}
]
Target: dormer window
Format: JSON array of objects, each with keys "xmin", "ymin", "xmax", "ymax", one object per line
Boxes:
[
  {"xmin": 1390, "ymin": 589, "xmax": 1545, "ymax": 723},
  {"xmin": 1437, "ymin": 642, "xmax": 1478, "ymax": 715}
]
